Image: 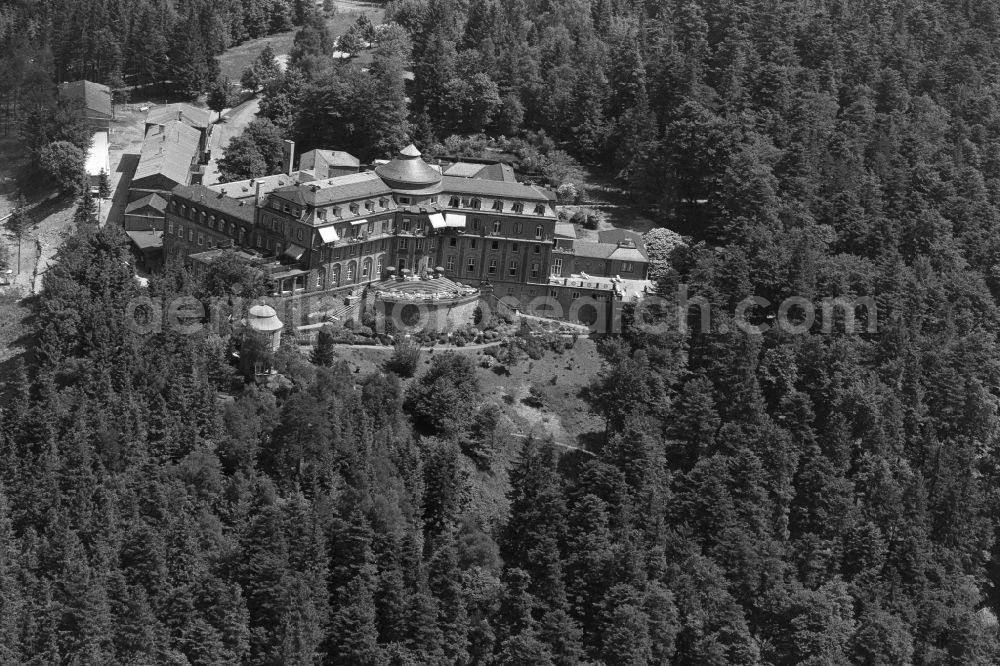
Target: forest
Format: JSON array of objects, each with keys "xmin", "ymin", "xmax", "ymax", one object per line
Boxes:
[{"xmin": 4, "ymin": 0, "xmax": 1000, "ymax": 663}]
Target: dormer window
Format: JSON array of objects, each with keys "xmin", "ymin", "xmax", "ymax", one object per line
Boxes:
[
  {"xmin": 534, "ymin": 204, "xmax": 546, "ymax": 215},
  {"xmin": 492, "ymin": 200, "xmax": 503, "ymax": 211},
  {"xmin": 350, "ymin": 203, "xmax": 359, "ymax": 215},
  {"xmin": 512, "ymin": 202, "xmax": 524, "ymax": 214},
  {"xmin": 332, "ymin": 206, "xmax": 341, "ymax": 218},
  {"xmin": 449, "ymin": 196, "xmax": 460, "ymax": 208},
  {"xmin": 471, "ymin": 198, "xmax": 481, "ymax": 209},
  {"xmin": 365, "ymin": 200, "xmax": 374, "ymax": 212},
  {"xmin": 379, "ymin": 197, "xmax": 388, "ymax": 208}
]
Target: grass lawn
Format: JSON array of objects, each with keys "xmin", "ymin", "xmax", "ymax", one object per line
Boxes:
[{"xmin": 217, "ymin": 6, "xmax": 386, "ymax": 82}]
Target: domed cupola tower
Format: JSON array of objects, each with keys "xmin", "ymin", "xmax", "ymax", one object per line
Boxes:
[{"xmin": 375, "ymin": 144, "xmax": 443, "ymax": 200}]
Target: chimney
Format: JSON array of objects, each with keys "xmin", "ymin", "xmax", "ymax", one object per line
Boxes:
[
  {"xmin": 255, "ymin": 181, "xmax": 262, "ymax": 205},
  {"xmin": 282, "ymin": 140, "xmax": 295, "ymax": 176}
]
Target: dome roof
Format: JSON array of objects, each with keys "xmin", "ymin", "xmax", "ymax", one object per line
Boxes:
[
  {"xmin": 248, "ymin": 304, "xmax": 283, "ymax": 332},
  {"xmin": 375, "ymin": 144, "xmax": 442, "ymax": 189}
]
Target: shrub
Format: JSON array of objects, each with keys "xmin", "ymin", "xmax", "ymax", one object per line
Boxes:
[
  {"xmin": 386, "ymin": 337, "xmax": 422, "ymax": 377},
  {"xmin": 523, "ymin": 385, "xmax": 545, "ymax": 408}
]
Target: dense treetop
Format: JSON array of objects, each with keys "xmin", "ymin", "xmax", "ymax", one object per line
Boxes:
[{"xmin": 5, "ymin": 0, "xmax": 1000, "ymax": 663}]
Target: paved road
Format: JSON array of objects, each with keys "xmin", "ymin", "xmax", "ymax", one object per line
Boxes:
[{"xmin": 202, "ymin": 98, "xmax": 261, "ymax": 186}]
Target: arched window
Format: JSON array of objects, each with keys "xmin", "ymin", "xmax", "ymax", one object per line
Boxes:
[
  {"xmin": 331, "ymin": 264, "xmax": 341, "ymax": 286},
  {"xmin": 362, "ymin": 258, "xmax": 372, "ymax": 279},
  {"xmin": 347, "ymin": 261, "xmax": 356, "ymax": 281},
  {"xmin": 376, "ymin": 255, "xmax": 383, "ymax": 275}
]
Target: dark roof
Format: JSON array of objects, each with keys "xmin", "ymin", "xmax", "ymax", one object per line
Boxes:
[
  {"xmin": 441, "ymin": 175, "xmax": 554, "ymax": 202},
  {"xmin": 597, "ymin": 229, "xmax": 649, "ymax": 260},
  {"xmin": 270, "ymin": 172, "xmax": 393, "ymax": 207},
  {"xmin": 598, "ymin": 228, "xmax": 643, "ymax": 246},
  {"xmin": 478, "ymin": 163, "xmax": 517, "ymax": 182},
  {"xmin": 146, "ymin": 103, "xmax": 212, "ymax": 129},
  {"xmin": 135, "ymin": 121, "xmax": 200, "ymax": 185},
  {"xmin": 125, "ymin": 193, "xmax": 168, "ymax": 214},
  {"xmin": 171, "ymin": 183, "xmax": 256, "ymax": 223},
  {"xmin": 573, "ymin": 240, "xmax": 648, "ymax": 262},
  {"xmin": 126, "ymin": 230, "xmax": 163, "ymax": 250},
  {"xmin": 375, "ymin": 144, "xmax": 442, "ymax": 186},
  {"xmin": 58, "ymin": 80, "xmax": 112, "ymax": 119},
  {"xmin": 572, "ymin": 241, "xmax": 618, "ymax": 260}
]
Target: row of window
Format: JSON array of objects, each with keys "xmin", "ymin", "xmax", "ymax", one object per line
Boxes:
[
  {"xmin": 327, "ymin": 256, "xmax": 384, "ymax": 284},
  {"xmin": 172, "ymin": 202, "xmax": 243, "ymax": 237},
  {"xmin": 271, "ymin": 197, "xmax": 392, "ymax": 221},
  {"xmin": 445, "ymin": 196, "xmax": 547, "ymax": 216},
  {"xmin": 443, "ymin": 256, "xmax": 541, "ymax": 279},
  {"xmin": 466, "ymin": 219, "xmax": 546, "ymax": 239},
  {"xmin": 166, "ymin": 220, "xmax": 229, "ymax": 249}
]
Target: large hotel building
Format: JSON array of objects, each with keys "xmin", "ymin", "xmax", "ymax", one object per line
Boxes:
[{"xmin": 161, "ymin": 144, "xmax": 652, "ymax": 322}]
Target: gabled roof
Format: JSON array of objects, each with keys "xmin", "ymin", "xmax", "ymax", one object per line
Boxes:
[
  {"xmin": 442, "ymin": 162, "xmax": 485, "ymax": 178},
  {"xmin": 58, "ymin": 80, "xmax": 112, "ymax": 119},
  {"xmin": 608, "ymin": 246, "xmax": 648, "ymax": 262},
  {"xmin": 171, "ymin": 183, "xmax": 256, "ymax": 223},
  {"xmin": 270, "ymin": 172, "xmax": 393, "ymax": 207},
  {"xmin": 145, "ymin": 103, "xmax": 212, "ymax": 130},
  {"xmin": 126, "ymin": 230, "xmax": 164, "ymax": 250},
  {"xmin": 135, "ymin": 121, "xmax": 200, "ymax": 186},
  {"xmin": 598, "ymin": 228, "xmax": 643, "ymax": 246},
  {"xmin": 572, "ymin": 241, "xmax": 617, "ymax": 260},
  {"xmin": 300, "ymin": 149, "xmax": 360, "ymax": 169},
  {"xmin": 441, "ymin": 175, "xmax": 555, "ymax": 202},
  {"xmin": 597, "ymin": 229, "xmax": 649, "ymax": 260},
  {"xmin": 573, "ymin": 240, "xmax": 649, "ymax": 262},
  {"xmin": 555, "ymin": 222, "xmax": 577, "ymax": 239},
  {"xmin": 442, "ymin": 161, "xmax": 517, "ymax": 182},
  {"xmin": 477, "ymin": 162, "xmax": 517, "ymax": 182},
  {"xmin": 125, "ymin": 193, "xmax": 168, "ymax": 215}
]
